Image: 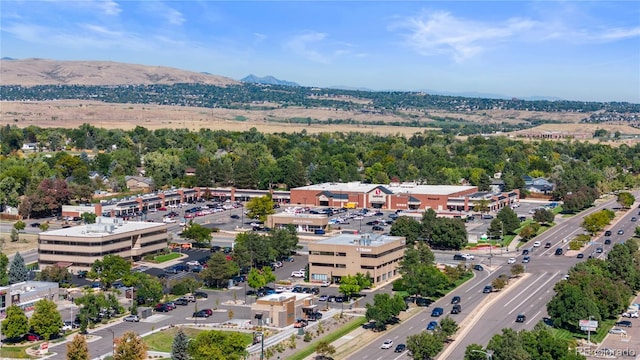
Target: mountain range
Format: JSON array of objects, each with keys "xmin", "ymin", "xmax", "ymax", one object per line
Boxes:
[{"xmin": 241, "ymin": 74, "xmax": 300, "ymax": 87}]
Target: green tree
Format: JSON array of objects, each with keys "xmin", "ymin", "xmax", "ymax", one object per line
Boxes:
[
  {"xmin": 406, "ymin": 331, "xmax": 444, "ymax": 360},
  {"xmin": 533, "ymin": 208, "xmax": 555, "ymax": 224},
  {"xmin": 39, "ymin": 222, "xmax": 50, "ymax": 232},
  {"xmin": 201, "ymin": 252, "xmax": 239, "ymax": 288},
  {"xmin": 0, "ymin": 252, "xmax": 9, "ymax": 286},
  {"xmin": 547, "ymin": 282, "xmax": 601, "ymax": 332},
  {"xmin": 8, "ymin": 252, "xmax": 27, "ymax": 284},
  {"xmin": 428, "ymin": 217, "xmax": 468, "ymax": 250},
  {"xmin": 464, "ymin": 344, "xmax": 489, "ymax": 360},
  {"xmin": 491, "ymin": 274, "xmax": 509, "ymax": 291},
  {"xmin": 171, "ymin": 328, "xmax": 190, "ymax": 360},
  {"xmin": 315, "ymin": 340, "xmax": 336, "ymax": 357},
  {"xmin": 390, "ymin": 216, "xmax": 423, "ymax": 245},
  {"xmin": 338, "ymin": 274, "xmax": 361, "ymax": 300},
  {"xmin": 114, "ymin": 331, "xmax": 148, "ymax": 360},
  {"xmin": 518, "ymin": 223, "xmax": 539, "ymax": 241},
  {"xmin": 438, "ymin": 316, "xmax": 459, "ymax": 340},
  {"xmin": 496, "ymin": 206, "xmax": 520, "ymax": 234},
  {"xmin": 617, "ymin": 191, "xmax": 635, "ymax": 209},
  {"xmin": 364, "ymin": 293, "xmax": 406, "ymax": 331},
  {"xmin": 247, "ymin": 267, "xmax": 267, "ymax": 292},
  {"xmin": 487, "ymin": 328, "xmax": 531, "ymax": 360},
  {"xmin": 245, "ymin": 194, "xmax": 276, "ymax": 223},
  {"xmin": 10, "ymin": 228, "xmax": 19, "ymax": 242},
  {"xmin": 89, "ymin": 254, "xmax": 131, "ymax": 288},
  {"xmin": 354, "ymin": 272, "xmax": 372, "ymax": 290},
  {"xmin": 1, "ymin": 305, "xmax": 29, "ymax": 340},
  {"xmin": 13, "ymin": 220, "xmax": 26, "ymax": 232},
  {"xmin": 66, "ymin": 334, "xmax": 90, "ymax": 360},
  {"xmin": 36, "ymin": 264, "xmax": 72, "ymax": 284},
  {"xmin": 122, "ymin": 272, "xmax": 163, "ymax": 305},
  {"xmin": 510, "ymin": 264, "xmax": 525, "ymax": 278},
  {"xmin": 81, "ymin": 212, "xmax": 97, "ymax": 224},
  {"xmin": 181, "ymin": 222, "xmax": 213, "ymax": 245},
  {"xmin": 30, "ymin": 298, "xmax": 63, "ymax": 340}
]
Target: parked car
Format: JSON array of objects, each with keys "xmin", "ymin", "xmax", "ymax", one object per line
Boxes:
[
  {"xmin": 194, "ymin": 291, "xmax": 209, "ymax": 299},
  {"xmin": 615, "ymin": 320, "xmax": 633, "ymax": 328},
  {"xmin": 294, "ymin": 319, "xmax": 308, "ymax": 328},
  {"xmin": 201, "ymin": 308, "xmax": 213, "ymax": 317},
  {"xmin": 622, "ymin": 312, "xmax": 639, "ymax": 318},
  {"xmin": 522, "ymin": 256, "xmax": 531, "ymax": 263},
  {"xmin": 291, "ymin": 270, "xmax": 305, "ymax": 278},
  {"xmin": 154, "ymin": 304, "xmax": 171, "ymax": 312},
  {"xmin": 123, "ymin": 315, "xmax": 140, "ymax": 322},
  {"xmin": 192, "ymin": 310, "xmax": 209, "ymax": 318},
  {"xmin": 609, "ymin": 328, "xmax": 627, "ymax": 335},
  {"xmin": 318, "ymin": 295, "xmax": 329, "ymax": 302},
  {"xmin": 25, "ymin": 333, "xmax": 44, "ymax": 341},
  {"xmin": 175, "ymin": 298, "xmax": 189, "ymax": 306}
]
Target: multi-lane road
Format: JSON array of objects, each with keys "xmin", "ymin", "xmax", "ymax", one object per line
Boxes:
[{"xmin": 348, "ymin": 194, "xmax": 640, "ymax": 360}]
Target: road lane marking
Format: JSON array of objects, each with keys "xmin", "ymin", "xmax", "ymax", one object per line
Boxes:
[
  {"xmin": 502, "ymin": 272, "xmax": 548, "ymax": 308},
  {"xmin": 508, "ymin": 272, "xmax": 560, "ymax": 315},
  {"xmin": 527, "ymin": 310, "xmax": 542, "ymax": 325}
]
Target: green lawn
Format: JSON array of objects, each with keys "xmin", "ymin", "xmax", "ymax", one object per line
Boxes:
[
  {"xmin": 288, "ymin": 317, "xmax": 367, "ymax": 360},
  {"xmin": 0, "ymin": 344, "xmax": 36, "ymax": 359},
  {"xmin": 153, "ymin": 253, "xmax": 182, "ymax": 263},
  {"xmin": 143, "ymin": 327, "xmax": 252, "ymax": 352}
]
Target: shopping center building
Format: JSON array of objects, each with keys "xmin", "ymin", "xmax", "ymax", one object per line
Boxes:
[
  {"xmin": 38, "ymin": 216, "xmax": 168, "ymax": 273},
  {"xmin": 308, "ymin": 233, "xmax": 406, "ymax": 286},
  {"xmin": 290, "ymin": 181, "xmax": 519, "ymax": 213}
]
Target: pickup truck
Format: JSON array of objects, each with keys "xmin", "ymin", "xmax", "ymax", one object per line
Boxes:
[
  {"xmin": 183, "ymin": 295, "xmax": 196, "ymax": 302},
  {"xmin": 291, "ymin": 270, "xmax": 305, "ymax": 278}
]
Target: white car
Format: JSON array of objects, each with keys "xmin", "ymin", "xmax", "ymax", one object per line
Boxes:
[
  {"xmin": 291, "ymin": 271, "xmax": 305, "ymax": 278},
  {"xmin": 507, "ymin": 257, "xmax": 516, "ymax": 264},
  {"xmin": 163, "ymin": 217, "xmax": 176, "ymax": 223},
  {"xmin": 461, "ymin": 254, "xmax": 475, "ymax": 260},
  {"xmin": 533, "ymin": 241, "xmax": 541, "ymax": 247},
  {"xmin": 609, "ymin": 328, "xmax": 627, "ymax": 335},
  {"xmin": 321, "ymin": 280, "xmax": 331, "ymax": 287},
  {"xmin": 381, "ymin": 339, "xmax": 394, "ymax": 349}
]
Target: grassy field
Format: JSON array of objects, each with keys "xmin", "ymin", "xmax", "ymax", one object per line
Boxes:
[
  {"xmin": 143, "ymin": 327, "xmax": 253, "ymax": 352},
  {"xmin": 152, "ymin": 253, "xmax": 182, "ymax": 263}
]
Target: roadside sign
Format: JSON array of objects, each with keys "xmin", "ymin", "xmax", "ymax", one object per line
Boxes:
[{"xmin": 579, "ymin": 319, "xmax": 598, "ymax": 331}]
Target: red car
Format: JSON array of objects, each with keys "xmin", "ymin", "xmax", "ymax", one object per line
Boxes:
[
  {"xmin": 201, "ymin": 308, "xmax": 213, "ymax": 317},
  {"xmin": 158, "ymin": 207, "xmax": 167, "ymax": 211},
  {"xmin": 25, "ymin": 333, "xmax": 43, "ymax": 341}
]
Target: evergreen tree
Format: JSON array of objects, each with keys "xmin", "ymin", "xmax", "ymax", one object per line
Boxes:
[
  {"xmin": 0, "ymin": 252, "xmax": 9, "ymax": 286},
  {"xmin": 8, "ymin": 252, "xmax": 27, "ymax": 284},
  {"xmin": 171, "ymin": 328, "xmax": 190, "ymax": 360},
  {"xmin": 66, "ymin": 334, "xmax": 90, "ymax": 360}
]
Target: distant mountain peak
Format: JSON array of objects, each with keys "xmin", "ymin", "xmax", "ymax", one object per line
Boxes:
[{"xmin": 241, "ymin": 74, "xmax": 299, "ymax": 87}]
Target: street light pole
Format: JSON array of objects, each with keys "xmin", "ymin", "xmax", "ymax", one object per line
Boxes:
[{"xmin": 471, "ymin": 349, "xmax": 494, "ymax": 360}]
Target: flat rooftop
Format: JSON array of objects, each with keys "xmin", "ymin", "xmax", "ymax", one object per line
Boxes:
[
  {"xmin": 316, "ymin": 233, "xmax": 404, "ymax": 247},
  {"xmin": 259, "ymin": 292, "xmax": 314, "ymax": 302},
  {"xmin": 41, "ymin": 217, "xmax": 166, "ymax": 237},
  {"xmin": 295, "ymin": 182, "xmax": 475, "ymax": 196}
]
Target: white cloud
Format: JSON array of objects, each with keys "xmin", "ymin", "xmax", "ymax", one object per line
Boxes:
[
  {"xmin": 391, "ymin": 11, "xmax": 536, "ymax": 62},
  {"xmin": 391, "ymin": 10, "xmax": 640, "ymax": 62},
  {"xmin": 97, "ymin": 0, "xmax": 121, "ymax": 16},
  {"xmin": 166, "ymin": 8, "xmax": 185, "ymax": 26},
  {"xmin": 79, "ymin": 23, "xmax": 123, "ymax": 37},
  {"xmin": 285, "ymin": 31, "xmax": 353, "ymax": 63}
]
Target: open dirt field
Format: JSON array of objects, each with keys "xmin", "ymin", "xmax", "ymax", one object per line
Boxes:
[
  {"xmin": 0, "ymin": 232, "xmax": 38, "ymax": 257},
  {"xmin": 3, "ymin": 100, "xmax": 639, "ymax": 141}
]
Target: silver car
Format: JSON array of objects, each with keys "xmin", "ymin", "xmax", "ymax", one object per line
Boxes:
[{"xmin": 609, "ymin": 327, "xmax": 627, "ymax": 335}]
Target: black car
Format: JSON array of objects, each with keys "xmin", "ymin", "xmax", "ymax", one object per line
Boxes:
[
  {"xmin": 483, "ymin": 285, "xmax": 493, "ymax": 293},
  {"xmin": 194, "ymin": 291, "xmax": 209, "ymax": 299},
  {"xmin": 30, "ymin": 222, "xmax": 41, "ymax": 228},
  {"xmin": 522, "ymin": 249, "xmax": 529, "ymax": 256},
  {"xmin": 230, "ymin": 214, "xmax": 240, "ymax": 219},
  {"xmin": 605, "ymin": 230, "xmax": 612, "ymax": 236},
  {"xmin": 577, "ymin": 253, "xmax": 584, "ymax": 259},
  {"xmin": 451, "ymin": 296, "xmax": 461, "ymax": 304},
  {"xmin": 616, "ymin": 320, "xmax": 633, "ymax": 328},
  {"xmin": 453, "ymin": 254, "xmax": 466, "ymax": 261},
  {"xmin": 555, "ymin": 248, "xmax": 563, "ymax": 256},
  {"xmin": 155, "ymin": 304, "xmax": 171, "ymax": 312},
  {"xmin": 618, "ymin": 229, "xmax": 625, "ymax": 235},
  {"xmin": 604, "ymin": 239, "xmax": 612, "ymax": 245},
  {"xmin": 394, "ymin": 344, "xmax": 406, "ymax": 353},
  {"xmin": 596, "ymin": 247, "xmax": 603, "ymax": 254},
  {"xmin": 473, "ymin": 265, "xmax": 484, "ymax": 271},
  {"xmin": 192, "ymin": 310, "xmax": 209, "ymax": 318},
  {"xmin": 372, "ymin": 225, "xmax": 384, "ymax": 231},
  {"xmin": 210, "ymin": 246, "xmax": 222, "ymax": 253},
  {"xmin": 77, "ymin": 270, "xmax": 87, "ymax": 278},
  {"xmin": 544, "ymin": 242, "xmax": 552, "ymax": 248},
  {"xmin": 516, "ymin": 314, "xmax": 526, "ymax": 323},
  {"xmin": 451, "ymin": 304, "xmax": 461, "ymax": 314}
]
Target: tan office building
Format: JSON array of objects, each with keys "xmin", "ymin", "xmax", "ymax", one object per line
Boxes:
[
  {"xmin": 250, "ymin": 292, "xmax": 315, "ymax": 327},
  {"xmin": 308, "ymin": 233, "xmax": 406, "ymax": 286},
  {"xmin": 266, "ymin": 213, "xmax": 329, "ymax": 233},
  {"xmin": 38, "ymin": 217, "xmax": 168, "ymax": 273}
]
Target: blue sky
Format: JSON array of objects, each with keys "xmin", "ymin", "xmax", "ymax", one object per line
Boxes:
[{"xmin": 2, "ymin": 1, "xmax": 639, "ymax": 102}]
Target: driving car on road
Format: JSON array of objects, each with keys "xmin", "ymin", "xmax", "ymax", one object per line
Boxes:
[
  {"xmin": 431, "ymin": 307, "xmax": 444, "ymax": 317},
  {"xmin": 507, "ymin": 257, "xmax": 516, "ymax": 264},
  {"xmin": 123, "ymin": 315, "xmax": 140, "ymax": 322},
  {"xmin": 483, "ymin": 285, "xmax": 493, "ymax": 293},
  {"xmin": 533, "ymin": 241, "xmax": 541, "ymax": 247},
  {"xmin": 427, "ymin": 321, "xmax": 438, "ymax": 331},
  {"xmin": 473, "ymin": 265, "xmax": 484, "ymax": 271},
  {"xmin": 577, "ymin": 253, "xmax": 584, "ymax": 258},
  {"xmin": 618, "ymin": 229, "xmax": 625, "ymax": 235},
  {"xmin": 516, "ymin": 314, "xmax": 526, "ymax": 323},
  {"xmin": 522, "ymin": 256, "xmax": 531, "ymax": 263},
  {"xmin": 545, "ymin": 242, "xmax": 552, "ymax": 248},
  {"xmin": 604, "ymin": 239, "xmax": 612, "ymax": 245},
  {"xmin": 394, "ymin": 344, "xmax": 406, "ymax": 353},
  {"xmin": 555, "ymin": 248, "xmax": 563, "ymax": 255},
  {"xmin": 381, "ymin": 339, "xmax": 394, "ymax": 349},
  {"xmin": 451, "ymin": 296, "xmax": 461, "ymax": 304}
]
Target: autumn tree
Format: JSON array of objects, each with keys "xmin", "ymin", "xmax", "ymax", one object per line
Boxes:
[
  {"xmin": 66, "ymin": 334, "xmax": 89, "ymax": 360},
  {"xmin": 114, "ymin": 331, "xmax": 148, "ymax": 360},
  {"xmin": 315, "ymin": 340, "xmax": 336, "ymax": 357}
]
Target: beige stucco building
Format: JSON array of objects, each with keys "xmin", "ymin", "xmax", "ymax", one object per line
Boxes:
[
  {"xmin": 38, "ymin": 217, "xmax": 168, "ymax": 273},
  {"xmin": 251, "ymin": 292, "xmax": 315, "ymax": 327},
  {"xmin": 308, "ymin": 233, "xmax": 406, "ymax": 286},
  {"xmin": 266, "ymin": 213, "xmax": 329, "ymax": 233}
]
